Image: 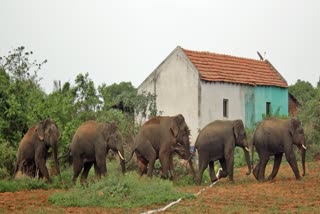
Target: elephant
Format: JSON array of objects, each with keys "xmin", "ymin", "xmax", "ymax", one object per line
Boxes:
[
  {"xmin": 127, "ymin": 114, "xmax": 195, "ymax": 179},
  {"xmin": 70, "ymin": 120, "xmax": 125, "ymax": 184},
  {"xmin": 15, "ymin": 118, "xmax": 61, "ymax": 183},
  {"xmin": 194, "ymin": 120, "xmax": 251, "ymax": 185},
  {"xmin": 252, "ymin": 118, "xmax": 306, "ymax": 181}
]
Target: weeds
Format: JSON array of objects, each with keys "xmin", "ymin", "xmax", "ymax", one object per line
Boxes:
[{"xmin": 49, "ymin": 171, "xmax": 194, "ymax": 208}]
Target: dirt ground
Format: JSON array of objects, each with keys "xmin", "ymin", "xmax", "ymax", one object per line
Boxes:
[{"xmin": 1, "ymin": 161, "xmax": 319, "ymax": 214}]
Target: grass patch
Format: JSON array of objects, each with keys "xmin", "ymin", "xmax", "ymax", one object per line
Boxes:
[
  {"xmin": 0, "ymin": 168, "xmax": 74, "ymax": 192},
  {"xmin": 49, "ymin": 171, "xmax": 194, "ymax": 208}
]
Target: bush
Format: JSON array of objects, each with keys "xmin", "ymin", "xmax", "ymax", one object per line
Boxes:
[
  {"xmin": 0, "ymin": 140, "xmax": 17, "ymax": 178},
  {"xmin": 49, "ymin": 161, "xmax": 194, "ymax": 208}
]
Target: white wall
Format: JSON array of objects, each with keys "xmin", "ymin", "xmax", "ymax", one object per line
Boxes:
[
  {"xmin": 199, "ymin": 82, "xmax": 248, "ymax": 130},
  {"xmin": 138, "ymin": 48, "xmax": 200, "ymax": 144}
]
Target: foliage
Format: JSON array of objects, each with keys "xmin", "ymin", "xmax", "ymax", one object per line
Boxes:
[
  {"xmin": 98, "ymin": 82, "xmax": 160, "ymax": 120},
  {"xmin": 0, "ymin": 47, "xmax": 47, "ymax": 145},
  {"xmin": 74, "ymin": 73, "xmax": 101, "ymax": 118},
  {"xmin": 299, "ymin": 87, "xmax": 320, "ymax": 147},
  {"xmin": 49, "ymin": 161, "xmax": 194, "ymax": 208},
  {"xmin": 0, "ymin": 168, "xmax": 74, "ymax": 192},
  {"xmin": 289, "ymin": 80, "xmax": 320, "ymax": 160},
  {"xmin": 0, "ymin": 140, "xmax": 16, "ymax": 179},
  {"xmin": 288, "ymin": 79, "xmax": 317, "ymax": 104}
]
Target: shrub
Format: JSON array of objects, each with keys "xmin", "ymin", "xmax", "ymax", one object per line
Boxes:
[
  {"xmin": 0, "ymin": 140, "xmax": 17, "ymax": 178},
  {"xmin": 49, "ymin": 161, "xmax": 194, "ymax": 208}
]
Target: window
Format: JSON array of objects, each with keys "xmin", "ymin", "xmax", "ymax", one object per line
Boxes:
[
  {"xmin": 266, "ymin": 102, "xmax": 271, "ymax": 116},
  {"xmin": 223, "ymin": 99, "xmax": 228, "ymax": 118}
]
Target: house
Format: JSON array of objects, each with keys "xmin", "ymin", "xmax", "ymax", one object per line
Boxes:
[{"xmin": 137, "ymin": 46, "xmax": 288, "ymax": 143}]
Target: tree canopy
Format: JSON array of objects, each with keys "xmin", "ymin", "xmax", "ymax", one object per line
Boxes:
[{"xmin": 0, "ymin": 47, "xmax": 158, "ymax": 177}]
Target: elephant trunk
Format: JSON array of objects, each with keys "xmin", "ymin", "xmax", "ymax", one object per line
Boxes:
[
  {"xmin": 52, "ymin": 144, "xmax": 60, "ymax": 175},
  {"xmin": 300, "ymin": 145, "xmax": 306, "ymax": 176},
  {"xmin": 243, "ymin": 148, "xmax": 251, "ymax": 175},
  {"xmin": 186, "ymin": 147, "xmax": 195, "ymax": 178}
]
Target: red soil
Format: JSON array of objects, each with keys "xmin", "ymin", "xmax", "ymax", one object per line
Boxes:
[{"xmin": 1, "ymin": 161, "xmax": 319, "ymax": 214}]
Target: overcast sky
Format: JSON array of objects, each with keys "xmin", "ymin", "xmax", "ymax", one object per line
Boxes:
[{"xmin": 1, "ymin": 0, "xmax": 319, "ymax": 93}]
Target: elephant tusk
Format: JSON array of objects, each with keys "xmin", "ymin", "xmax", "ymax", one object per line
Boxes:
[
  {"xmin": 118, "ymin": 151, "xmax": 125, "ymax": 160},
  {"xmin": 245, "ymin": 147, "xmax": 250, "ymax": 152},
  {"xmin": 302, "ymin": 145, "xmax": 307, "ymax": 150}
]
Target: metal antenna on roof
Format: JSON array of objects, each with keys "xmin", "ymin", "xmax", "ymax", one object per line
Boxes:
[{"xmin": 257, "ymin": 51, "xmax": 264, "ymax": 60}]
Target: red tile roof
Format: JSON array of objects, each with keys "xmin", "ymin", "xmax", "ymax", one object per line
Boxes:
[{"xmin": 182, "ymin": 48, "xmax": 288, "ymax": 88}]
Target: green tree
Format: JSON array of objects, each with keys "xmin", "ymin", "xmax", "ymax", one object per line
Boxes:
[
  {"xmin": 299, "ymin": 87, "xmax": 320, "ymax": 145},
  {"xmin": 0, "ymin": 47, "xmax": 47, "ymax": 145},
  {"xmin": 289, "ymin": 79, "xmax": 316, "ymax": 104},
  {"xmin": 73, "ymin": 73, "xmax": 101, "ymax": 120}
]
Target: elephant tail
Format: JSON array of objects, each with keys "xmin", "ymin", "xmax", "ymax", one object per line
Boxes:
[
  {"xmin": 14, "ymin": 158, "xmax": 21, "ymax": 177},
  {"xmin": 58, "ymin": 148, "xmax": 71, "ymax": 161}
]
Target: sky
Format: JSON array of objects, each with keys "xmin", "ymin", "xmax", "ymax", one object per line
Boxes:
[{"xmin": 1, "ymin": 0, "xmax": 319, "ymax": 93}]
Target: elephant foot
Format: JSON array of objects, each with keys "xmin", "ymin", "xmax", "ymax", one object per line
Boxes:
[
  {"xmin": 217, "ymin": 168, "xmax": 228, "ymax": 179},
  {"xmin": 211, "ymin": 178, "xmax": 218, "ymax": 183},
  {"xmin": 296, "ymin": 176, "xmax": 302, "ymax": 181},
  {"xmin": 257, "ymin": 177, "xmax": 267, "ymax": 182},
  {"xmin": 267, "ymin": 175, "xmax": 276, "ymax": 181},
  {"xmin": 253, "ymin": 169, "xmax": 259, "ymax": 180}
]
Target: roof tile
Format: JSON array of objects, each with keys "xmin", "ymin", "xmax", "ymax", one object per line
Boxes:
[{"xmin": 182, "ymin": 48, "xmax": 288, "ymax": 88}]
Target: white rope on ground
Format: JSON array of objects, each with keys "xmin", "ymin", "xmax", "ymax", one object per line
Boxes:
[
  {"xmin": 141, "ymin": 198, "xmax": 182, "ymax": 214},
  {"xmin": 140, "ymin": 168, "xmax": 222, "ymax": 214}
]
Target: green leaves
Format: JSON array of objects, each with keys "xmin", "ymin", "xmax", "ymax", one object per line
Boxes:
[{"xmin": 0, "ymin": 46, "xmax": 160, "ymax": 177}]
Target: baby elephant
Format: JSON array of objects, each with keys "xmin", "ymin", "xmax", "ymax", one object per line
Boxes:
[
  {"xmin": 70, "ymin": 120, "xmax": 125, "ymax": 184},
  {"xmin": 195, "ymin": 120, "xmax": 251, "ymax": 185}
]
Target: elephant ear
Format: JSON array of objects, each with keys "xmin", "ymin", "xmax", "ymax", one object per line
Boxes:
[
  {"xmin": 102, "ymin": 123, "xmax": 117, "ymax": 142},
  {"xmin": 232, "ymin": 120, "xmax": 243, "ymax": 140},
  {"xmin": 36, "ymin": 121, "xmax": 45, "ymax": 141},
  {"xmin": 289, "ymin": 118, "xmax": 301, "ymax": 136},
  {"xmin": 170, "ymin": 114, "xmax": 184, "ymax": 137}
]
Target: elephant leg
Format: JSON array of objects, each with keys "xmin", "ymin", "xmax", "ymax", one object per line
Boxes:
[
  {"xmin": 35, "ymin": 157, "xmax": 51, "ymax": 183},
  {"xmin": 93, "ymin": 161, "xmax": 99, "ymax": 176},
  {"xmin": 95, "ymin": 150, "xmax": 107, "ymax": 177},
  {"xmin": 168, "ymin": 155, "xmax": 177, "ymax": 180},
  {"xmin": 268, "ymin": 153, "xmax": 283, "ymax": 180},
  {"xmin": 253, "ymin": 162, "xmax": 260, "ymax": 180},
  {"xmin": 95, "ymin": 159, "xmax": 107, "ymax": 178},
  {"xmin": 257, "ymin": 155, "xmax": 269, "ymax": 181},
  {"xmin": 143, "ymin": 147, "xmax": 157, "ymax": 178},
  {"xmin": 196, "ymin": 154, "xmax": 209, "ymax": 185},
  {"xmin": 137, "ymin": 158, "xmax": 148, "ymax": 176},
  {"xmin": 226, "ymin": 156, "xmax": 234, "ymax": 182},
  {"xmin": 72, "ymin": 157, "xmax": 83, "ymax": 184},
  {"xmin": 218, "ymin": 158, "xmax": 228, "ymax": 179},
  {"xmin": 81, "ymin": 162, "xmax": 93, "ymax": 184},
  {"xmin": 209, "ymin": 161, "xmax": 217, "ymax": 183},
  {"xmin": 159, "ymin": 152, "xmax": 173, "ymax": 179},
  {"xmin": 285, "ymin": 150, "xmax": 301, "ymax": 180},
  {"xmin": 147, "ymin": 158, "xmax": 156, "ymax": 177},
  {"xmin": 38, "ymin": 168, "xmax": 43, "ymax": 179}
]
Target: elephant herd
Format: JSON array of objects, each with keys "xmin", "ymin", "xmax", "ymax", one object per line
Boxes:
[{"xmin": 14, "ymin": 115, "xmax": 307, "ymax": 185}]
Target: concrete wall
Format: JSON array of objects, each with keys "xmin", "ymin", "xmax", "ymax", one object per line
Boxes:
[
  {"xmin": 138, "ymin": 47, "xmax": 288, "ymax": 143},
  {"xmin": 138, "ymin": 48, "xmax": 200, "ymax": 143},
  {"xmin": 199, "ymin": 82, "xmax": 250, "ymax": 130},
  {"xmin": 254, "ymin": 86, "xmax": 288, "ymax": 123}
]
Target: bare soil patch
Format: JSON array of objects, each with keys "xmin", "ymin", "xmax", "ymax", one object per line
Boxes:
[{"xmin": 1, "ymin": 161, "xmax": 319, "ymax": 214}]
